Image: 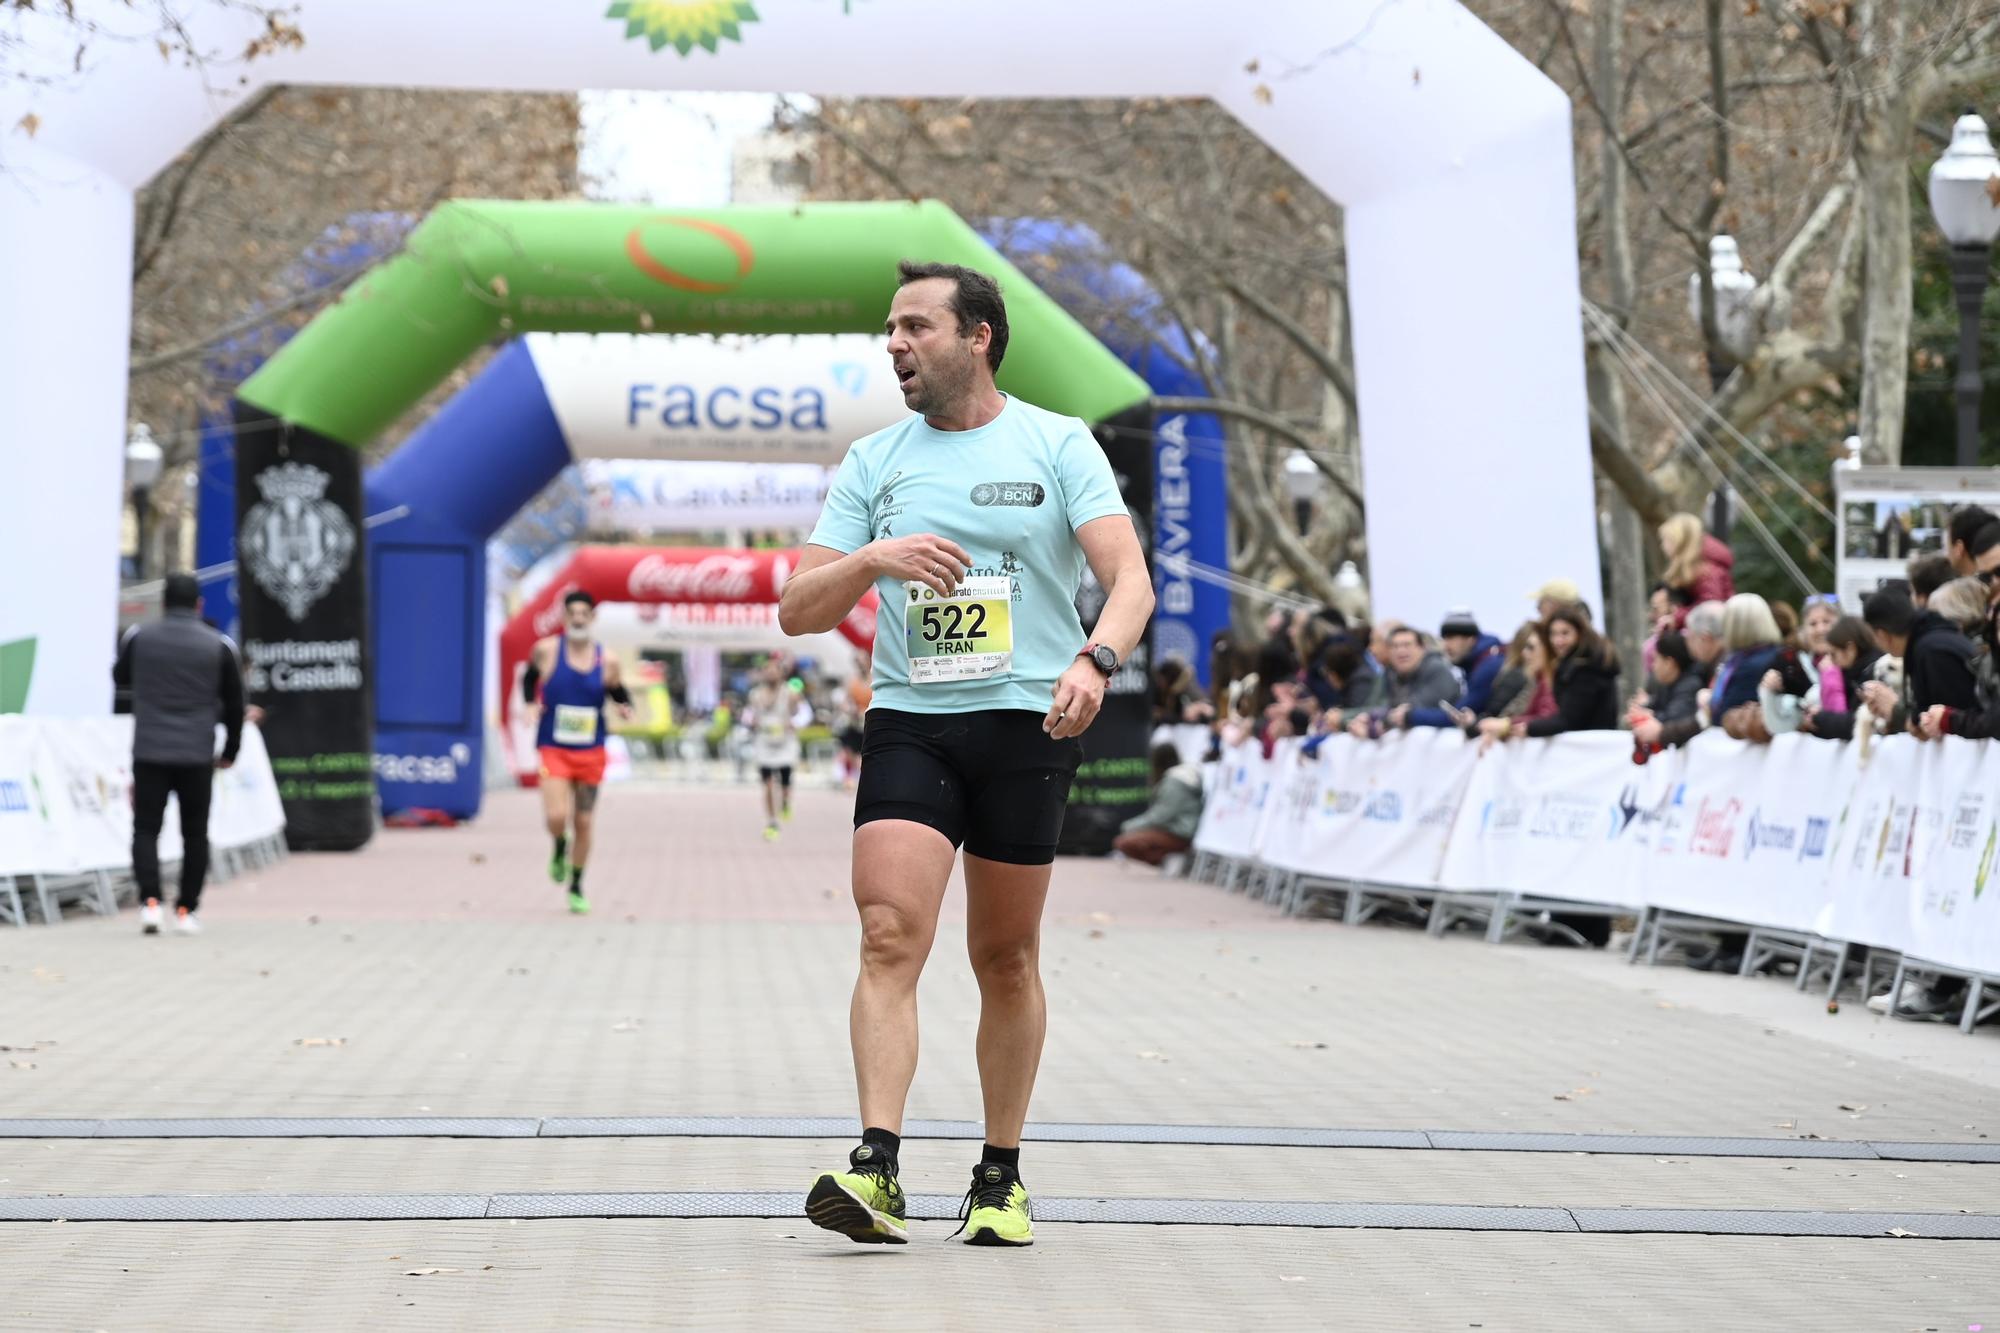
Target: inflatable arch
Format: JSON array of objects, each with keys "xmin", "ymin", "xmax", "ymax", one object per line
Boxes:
[
  {"xmin": 233, "ymin": 199, "xmax": 1144, "ymax": 847},
  {"xmin": 2, "ymin": 0, "xmax": 1599, "ymax": 809}
]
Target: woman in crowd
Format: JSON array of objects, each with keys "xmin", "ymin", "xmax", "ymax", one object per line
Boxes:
[
  {"xmin": 1113, "ymin": 742, "xmax": 1206, "ymax": 867},
  {"xmin": 1476, "ymin": 621, "xmax": 1558, "ymax": 729},
  {"xmin": 1153, "ymin": 659, "xmax": 1211, "ymax": 727},
  {"xmin": 1800, "ymin": 594, "xmax": 1839, "ymax": 660},
  {"xmin": 1709, "ymin": 594, "xmax": 1810, "ymax": 724},
  {"xmin": 1477, "ymin": 607, "xmax": 1617, "ymax": 742},
  {"xmin": 1659, "ymin": 512, "xmax": 1735, "ymax": 622},
  {"xmin": 1801, "ymin": 617, "xmax": 1884, "ymax": 741}
]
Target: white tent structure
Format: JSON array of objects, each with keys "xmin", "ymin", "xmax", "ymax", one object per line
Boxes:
[{"xmin": 0, "ymin": 0, "xmax": 1596, "ymax": 715}]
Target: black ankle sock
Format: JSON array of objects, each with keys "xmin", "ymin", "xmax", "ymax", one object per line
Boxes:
[
  {"xmin": 554, "ymin": 834, "xmax": 567, "ymax": 858},
  {"xmin": 569, "ymin": 867, "xmax": 584, "ymax": 893},
  {"xmin": 860, "ymin": 1126, "xmax": 901, "ymax": 1163},
  {"xmin": 980, "ymin": 1143, "xmax": 1020, "ymax": 1171}
]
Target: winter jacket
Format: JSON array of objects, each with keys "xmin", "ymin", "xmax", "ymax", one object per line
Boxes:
[
  {"xmin": 1383, "ymin": 651, "xmax": 1461, "ymax": 714},
  {"xmin": 1524, "ymin": 649, "xmax": 1620, "ymax": 737},
  {"xmin": 1903, "ymin": 611, "xmax": 1982, "ymax": 715},
  {"xmin": 1120, "ymin": 764, "xmax": 1206, "ymax": 840},
  {"xmin": 1408, "ymin": 635, "xmax": 1505, "ymax": 729},
  {"xmin": 1650, "ymin": 671, "xmax": 1703, "ymax": 723},
  {"xmin": 1710, "ymin": 645, "xmax": 1811, "ymax": 718},
  {"xmin": 1334, "ymin": 665, "xmax": 1386, "ymax": 711},
  {"xmin": 112, "ymin": 608, "xmax": 245, "ymax": 766}
]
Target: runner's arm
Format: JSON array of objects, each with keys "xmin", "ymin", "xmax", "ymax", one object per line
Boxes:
[
  {"xmin": 1073, "ymin": 514, "xmax": 1153, "ymax": 664},
  {"xmin": 779, "ymin": 537, "xmax": 970, "ymax": 635}
]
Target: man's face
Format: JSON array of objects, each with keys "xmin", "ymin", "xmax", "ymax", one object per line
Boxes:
[
  {"xmin": 1687, "ymin": 629, "xmax": 1723, "ymax": 664},
  {"xmin": 564, "ymin": 600, "xmax": 594, "ymax": 637},
  {"xmin": 1441, "ymin": 633, "xmax": 1475, "ymax": 661},
  {"xmin": 1977, "ymin": 544, "xmax": 2000, "ymax": 602},
  {"xmin": 1388, "ymin": 632, "xmax": 1423, "ymax": 674},
  {"xmin": 1950, "ymin": 538, "xmax": 1974, "ymax": 576},
  {"xmin": 1878, "ymin": 629, "xmax": 1908, "ymax": 660},
  {"xmin": 886, "ymin": 279, "xmax": 982, "ymax": 416}
]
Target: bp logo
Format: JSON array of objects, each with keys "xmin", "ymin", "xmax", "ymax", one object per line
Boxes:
[
  {"xmin": 241, "ymin": 462, "xmax": 356, "ymax": 623},
  {"xmin": 606, "ymin": 1, "xmax": 758, "ymax": 55}
]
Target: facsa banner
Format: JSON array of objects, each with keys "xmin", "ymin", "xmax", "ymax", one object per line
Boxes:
[
  {"xmin": 529, "ymin": 333, "xmax": 910, "ymax": 465},
  {"xmin": 582, "ymin": 458, "xmax": 831, "ymax": 532}
]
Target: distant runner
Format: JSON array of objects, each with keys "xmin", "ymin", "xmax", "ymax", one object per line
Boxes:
[
  {"xmin": 744, "ymin": 657, "xmax": 813, "ymax": 840},
  {"xmin": 522, "ymin": 591, "xmax": 633, "ymax": 914}
]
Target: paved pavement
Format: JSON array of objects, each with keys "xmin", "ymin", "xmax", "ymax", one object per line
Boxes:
[{"xmin": 4, "ymin": 781, "xmax": 1996, "ymax": 1329}]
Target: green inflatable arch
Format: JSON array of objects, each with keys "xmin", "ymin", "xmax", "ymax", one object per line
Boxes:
[
  {"xmin": 239, "ymin": 198, "xmax": 1149, "ymax": 444},
  {"xmin": 230, "ymin": 199, "xmax": 1150, "ymax": 851}
]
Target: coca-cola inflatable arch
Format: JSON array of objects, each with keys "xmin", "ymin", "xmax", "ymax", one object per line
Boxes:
[{"xmin": 497, "ymin": 546, "xmax": 876, "ymax": 755}]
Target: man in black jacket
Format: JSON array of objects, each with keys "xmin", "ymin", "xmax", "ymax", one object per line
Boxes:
[
  {"xmin": 112, "ymin": 572, "xmax": 245, "ymax": 935},
  {"xmin": 1924, "ymin": 520, "xmax": 2000, "ymax": 740},
  {"xmin": 1862, "ymin": 586, "xmax": 1980, "ymax": 732}
]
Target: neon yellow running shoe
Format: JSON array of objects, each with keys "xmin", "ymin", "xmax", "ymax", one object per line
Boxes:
[
  {"xmin": 763, "ymin": 823, "xmax": 781, "ymax": 842},
  {"xmin": 548, "ymin": 844, "xmax": 569, "ymax": 884},
  {"xmin": 954, "ymin": 1162, "xmax": 1033, "ymax": 1247},
  {"xmin": 805, "ymin": 1144, "xmax": 907, "ymax": 1245},
  {"xmin": 566, "ymin": 891, "xmax": 590, "ymax": 916}
]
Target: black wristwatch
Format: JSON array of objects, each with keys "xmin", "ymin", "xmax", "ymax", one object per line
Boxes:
[{"xmin": 1078, "ymin": 643, "xmax": 1118, "ymax": 677}]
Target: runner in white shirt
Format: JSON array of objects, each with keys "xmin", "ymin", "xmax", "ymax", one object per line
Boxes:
[{"xmin": 744, "ymin": 657, "xmax": 813, "ymax": 840}]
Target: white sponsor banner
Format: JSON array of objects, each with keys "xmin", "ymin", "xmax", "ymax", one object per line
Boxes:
[
  {"xmin": 1637, "ymin": 732, "xmax": 1856, "ymax": 933},
  {"xmin": 1435, "ymin": 732, "xmax": 1651, "ymax": 907},
  {"xmin": 1190, "ymin": 738, "xmax": 1279, "ymax": 862},
  {"xmin": 1263, "ymin": 731, "xmax": 1476, "ymax": 889},
  {"xmin": 530, "ymin": 333, "xmax": 909, "ymax": 464},
  {"xmin": 0, "ymin": 717, "xmax": 284, "ymax": 878},
  {"xmin": 582, "ymin": 458, "xmax": 831, "ymax": 533}
]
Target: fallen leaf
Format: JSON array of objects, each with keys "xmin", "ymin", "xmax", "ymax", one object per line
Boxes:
[
  {"xmin": 1253, "ymin": 84, "xmax": 1273, "ymax": 106},
  {"xmin": 15, "ymin": 113, "xmax": 40, "ymax": 138},
  {"xmin": 489, "ymin": 275, "xmax": 509, "ymax": 300},
  {"xmin": 1838, "ymin": 1103, "xmax": 1867, "ymax": 1113},
  {"xmin": 1087, "ymin": 928, "xmax": 1106, "ymax": 939},
  {"xmin": 1277, "ymin": 1274, "xmax": 1304, "ymax": 1282},
  {"xmin": 1287, "ymin": 1040, "xmax": 1328, "ymax": 1050},
  {"xmin": 10, "ymin": 1061, "xmax": 35, "ymax": 1070},
  {"xmin": 612, "ymin": 1019, "xmax": 642, "ymax": 1033},
  {"xmin": 1087, "ymin": 912, "xmax": 1114, "ymax": 926},
  {"xmin": 293, "ymin": 1037, "xmax": 348, "ymax": 1048},
  {"xmin": 1137, "ymin": 1050, "xmax": 1170, "ymax": 1063},
  {"xmin": 1885, "ymin": 1227, "xmax": 1918, "ymax": 1238},
  {"xmin": 403, "ymin": 1268, "xmax": 461, "ymax": 1276},
  {"xmin": 1244, "ymin": 59, "xmax": 1260, "ymax": 74},
  {"xmin": 1552, "ymin": 1087, "xmax": 1596, "ymax": 1101},
  {"xmin": 470, "ymin": 853, "xmax": 486, "ymax": 865}
]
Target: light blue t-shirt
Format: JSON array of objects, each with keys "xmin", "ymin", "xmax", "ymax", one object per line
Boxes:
[{"xmin": 808, "ymin": 395, "xmax": 1128, "ymax": 715}]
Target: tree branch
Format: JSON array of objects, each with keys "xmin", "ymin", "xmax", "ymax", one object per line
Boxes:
[
  {"xmin": 1149, "ymin": 395, "xmax": 1365, "ymax": 512},
  {"xmin": 1219, "ymin": 275, "xmax": 1355, "ymax": 414}
]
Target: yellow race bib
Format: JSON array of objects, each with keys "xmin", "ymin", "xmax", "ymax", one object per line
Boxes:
[{"xmin": 906, "ymin": 575, "xmax": 1014, "ymax": 684}]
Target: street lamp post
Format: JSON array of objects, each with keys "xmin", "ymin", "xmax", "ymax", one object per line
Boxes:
[
  {"xmin": 1687, "ymin": 234, "xmax": 1759, "ymax": 393},
  {"xmin": 1926, "ymin": 111, "xmax": 2000, "ymax": 469},
  {"xmin": 125, "ymin": 423, "xmax": 163, "ymax": 581},
  {"xmin": 1282, "ymin": 449, "xmax": 1323, "ymax": 537}
]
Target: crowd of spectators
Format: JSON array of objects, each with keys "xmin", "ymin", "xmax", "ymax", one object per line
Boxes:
[{"xmin": 1141, "ymin": 503, "xmax": 2000, "ymax": 971}]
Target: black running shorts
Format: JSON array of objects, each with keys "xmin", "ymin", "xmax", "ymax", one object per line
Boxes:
[{"xmin": 854, "ymin": 708, "xmax": 1084, "ymax": 865}]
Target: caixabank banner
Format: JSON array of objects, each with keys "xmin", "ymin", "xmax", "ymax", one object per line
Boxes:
[{"xmin": 234, "ymin": 405, "xmax": 374, "ymax": 851}]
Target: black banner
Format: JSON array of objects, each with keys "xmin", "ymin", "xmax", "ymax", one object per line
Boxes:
[
  {"xmin": 233, "ymin": 402, "xmax": 375, "ymax": 851},
  {"xmin": 1059, "ymin": 407, "xmax": 1156, "ymax": 857}
]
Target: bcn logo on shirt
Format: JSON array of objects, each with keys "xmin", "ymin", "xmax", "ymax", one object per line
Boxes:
[{"xmin": 970, "ymin": 482, "xmax": 1046, "ymax": 508}]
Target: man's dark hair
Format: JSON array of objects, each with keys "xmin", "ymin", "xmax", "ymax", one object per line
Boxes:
[
  {"xmin": 897, "ymin": 260, "xmax": 1009, "ymax": 373},
  {"xmin": 1863, "ymin": 586, "xmax": 1919, "ymax": 638},
  {"xmin": 1971, "ymin": 519, "xmax": 2000, "ymax": 559},
  {"xmin": 1318, "ymin": 635, "xmax": 1365, "ymax": 682},
  {"xmin": 1653, "ymin": 630, "xmax": 1693, "ymax": 673},
  {"xmin": 1949, "ymin": 505, "xmax": 1996, "ymax": 551},
  {"xmin": 162, "ymin": 572, "xmax": 200, "ymax": 610},
  {"xmin": 1907, "ymin": 554, "xmax": 1955, "ymax": 601},
  {"xmin": 1388, "ymin": 625, "xmax": 1422, "ymax": 645},
  {"xmin": 563, "ymin": 589, "xmax": 597, "ymax": 610}
]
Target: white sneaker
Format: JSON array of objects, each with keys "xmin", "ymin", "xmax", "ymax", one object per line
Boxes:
[
  {"xmin": 173, "ymin": 908, "xmax": 201, "ymax": 936},
  {"xmin": 139, "ymin": 899, "xmax": 163, "ymax": 935},
  {"xmin": 1866, "ymin": 980, "xmax": 1923, "ymax": 1014}
]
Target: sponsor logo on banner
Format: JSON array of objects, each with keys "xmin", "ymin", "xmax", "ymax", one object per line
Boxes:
[
  {"xmin": 1690, "ymin": 797, "xmax": 1741, "ymax": 858},
  {"xmin": 624, "ymin": 216, "xmax": 755, "ymax": 292},
  {"xmin": 626, "ymin": 553, "xmax": 764, "ymax": 602},
  {"xmin": 1977, "ymin": 822, "xmax": 1996, "ymax": 900},
  {"xmin": 1324, "ymin": 788, "xmax": 1362, "ymax": 817},
  {"xmin": 606, "ymin": 1, "xmax": 759, "ymax": 56},
  {"xmin": 242, "ymin": 638, "xmax": 363, "ymax": 693},
  {"xmin": 1949, "ymin": 793, "xmax": 1988, "ymax": 850},
  {"xmin": 240, "ymin": 463, "xmax": 357, "ymax": 623},
  {"xmin": 1363, "ymin": 791, "xmax": 1403, "ymax": 823},
  {"xmin": 1153, "ymin": 415, "xmax": 1196, "ymax": 625},
  {"xmin": 1529, "ymin": 794, "xmax": 1598, "ymax": 842},
  {"xmin": 1799, "ymin": 817, "xmax": 1830, "ymax": 860},
  {"xmin": 0, "ymin": 778, "xmax": 31, "ymax": 813},
  {"xmin": 1482, "ymin": 797, "xmax": 1525, "ymax": 839},
  {"xmin": 1745, "ymin": 809, "xmax": 1798, "ymax": 857},
  {"xmin": 374, "ymin": 743, "xmax": 473, "ymax": 785},
  {"xmin": 625, "ymin": 384, "xmax": 825, "ymax": 433}
]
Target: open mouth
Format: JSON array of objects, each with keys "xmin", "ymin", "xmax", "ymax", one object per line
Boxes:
[{"xmin": 895, "ymin": 365, "xmax": 917, "ymax": 387}]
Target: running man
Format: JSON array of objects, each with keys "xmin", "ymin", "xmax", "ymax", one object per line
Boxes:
[
  {"xmin": 780, "ymin": 261, "xmax": 1153, "ymax": 1247},
  {"xmin": 521, "ymin": 591, "xmax": 634, "ymax": 915},
  {"xmin": 744, "ymin": 657, "xmax": 812, "ymax": 840}
]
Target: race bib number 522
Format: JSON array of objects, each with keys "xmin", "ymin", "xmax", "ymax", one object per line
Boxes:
[{"xmin": 906, "ymin": 575, "xmax": 1013, "ymax": 684}]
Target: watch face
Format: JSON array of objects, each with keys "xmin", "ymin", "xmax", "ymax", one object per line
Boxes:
[{"xmin": 1092, "ymin": 646, "xmax": 1118, "ymax": 672}]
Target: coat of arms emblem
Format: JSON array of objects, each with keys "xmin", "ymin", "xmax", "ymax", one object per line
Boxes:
[{"xmin": 240, "ymin": 462, "xmax": 356, "ymax": 623}]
